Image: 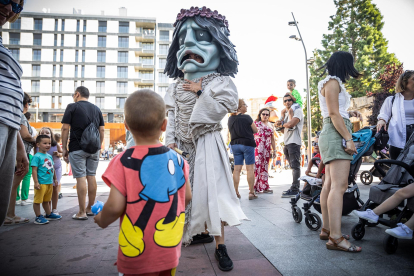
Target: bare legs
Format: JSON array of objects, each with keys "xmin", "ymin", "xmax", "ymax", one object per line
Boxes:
[
  {"xmin": 233, "ymin": 165, "xmax": 242, "ymax": 196},
  {"xmin": 75, "ymin": 175, "xmax": 97, "ymax": 217},
  {"xmin": 214, "ymin": 222, "xmax": 225, "ymax": 249},
  {"xmin": 33, "ymin": 201, "xmax": 51, "ymax": 217},
  {"xmin": 233, "ymin": 164, "xmax": 255, "ymax": 196},
  {"xmin": 86, "ymin": 175, "xmax": 97, "ymax": 213},
  {"xmin": 6, "ymin": 174, "xmax": 24, "ymax": 219}
]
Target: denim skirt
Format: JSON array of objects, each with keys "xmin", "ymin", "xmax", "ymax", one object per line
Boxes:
[{"xmin": 319, "ymin": 117, "xmax": 353, "ymax": 164}]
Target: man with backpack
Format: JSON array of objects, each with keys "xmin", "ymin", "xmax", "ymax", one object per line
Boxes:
[{"xmin": 61, "ymin": 86, "xmax": 105, "ymax": 220}]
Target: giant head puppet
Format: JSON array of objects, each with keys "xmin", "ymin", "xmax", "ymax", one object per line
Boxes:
[{"xmin": 164, "ymin": 6, "xmax": 238, "ymax": 80}]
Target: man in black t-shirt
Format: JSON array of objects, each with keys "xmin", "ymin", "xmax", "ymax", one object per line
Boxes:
[{"xmin": 61, "ymin": 86, "xmax": 105, "ymax": 220}]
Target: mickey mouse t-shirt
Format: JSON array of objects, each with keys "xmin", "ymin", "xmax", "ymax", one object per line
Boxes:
[
  {"xmin": 31, "ymin": 152, "xmax": 55, "ymax": 184},
  {"xmin": 102, "ymin": 144, "xmax": 189, "ymax": 275}
]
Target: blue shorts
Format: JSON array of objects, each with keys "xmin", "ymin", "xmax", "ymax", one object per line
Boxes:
[
  {"xmin": 231, "ymin": 144, "xmax": 255, "ymax": 165},
  {"xmin": 276, "ymin": 160, "xmax": 281, "ymax": 166}
]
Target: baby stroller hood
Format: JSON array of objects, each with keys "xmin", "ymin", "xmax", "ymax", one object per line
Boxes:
[
  {"xmin": 382, "ymin": 143, "xmax": 414, "ymax": 185},
  {"xmin": 351, "ymin": 128, "xmax": 376, "ymax": 165}
]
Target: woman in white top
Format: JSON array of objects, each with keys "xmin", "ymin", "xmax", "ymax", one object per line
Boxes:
[
  {"xmin": 318, "ymin": 51, "xmax": 361, "ymax": 253},
  {"xmin": 377, "ymin": 70, "xmax": 414, "ymax": 159}
]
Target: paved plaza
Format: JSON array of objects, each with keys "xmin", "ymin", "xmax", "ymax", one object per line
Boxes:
[{"xmin": 0, "ymin": 161, "xmax": 413, "ymax": 276}]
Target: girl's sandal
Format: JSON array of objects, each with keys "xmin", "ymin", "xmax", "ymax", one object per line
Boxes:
[
  {"xmin": 319, "ymin": 228, "xmax": 350, "ymax": 240},
  {"xmin": 263, "ymin": 189, "xmax": 273, "ymax": 194},
  {"xmin": 326, "ymin": 236, "xmax": 361, "ymax": 252},
  {"xmin": 249, "ymin": 192, "xmax": 258, "ymax": 200}
]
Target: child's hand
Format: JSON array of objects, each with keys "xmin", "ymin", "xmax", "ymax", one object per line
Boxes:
[
  {"xmin": 54, "ymin": 180, "xmax": 59, "ymax": 186},
  {"xmin": 34, "ymin": 183, "xmax": 40, "ymax": 190},
  {"xmin": 94, "ymin": 213, "xmax": 105, "ymax": 228}
]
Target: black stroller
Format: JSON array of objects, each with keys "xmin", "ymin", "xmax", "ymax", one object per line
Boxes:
[
  {"xmin": 359, "ymin": 148, "xmax": 391, "ymax": 185},
  {"xmin": 351, "ymin": 135, "xmax": 414, "ymax": 254}
]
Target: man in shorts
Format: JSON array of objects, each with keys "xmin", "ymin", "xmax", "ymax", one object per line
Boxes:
[{"xmin": 61, "ymin": 86, "xmax": 105, "ymax": 220}]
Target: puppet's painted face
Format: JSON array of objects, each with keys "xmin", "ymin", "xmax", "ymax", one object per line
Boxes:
[{"xmin": 176, "ymin": 18, "xmax": 221, "ymax": 74}]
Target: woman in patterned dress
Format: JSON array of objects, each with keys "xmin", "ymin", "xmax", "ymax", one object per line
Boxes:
[{"xmin": 254, "ymin": 108, "xmax": 276, "ymax": 193}]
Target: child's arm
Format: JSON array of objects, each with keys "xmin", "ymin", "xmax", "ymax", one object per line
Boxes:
[
  {"xmin": 185, "ymin": 178, "xmax": 192, "ymax": 207},
  {"xmin": 316, "ymin": 161, "xmax": 325, "ymax": 179},
  {"xmin": 32, "ymin": 167, "xmax": 40, "ymax": 190},
  {"xmin": 94, "ymin": 184, "xmax": 126, "ymax": 229},
  {"xmin": 53, "ymin": 170, "xmax": 58, "ymax": 186},
  {"xmin": 305, "ymin": 158, "xmax": 313, "ymax": 176}
]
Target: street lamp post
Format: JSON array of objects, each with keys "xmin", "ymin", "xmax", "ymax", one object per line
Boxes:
[{"xmin": 289, "ymin": 12, "xmax": 313, "ymax": 161}]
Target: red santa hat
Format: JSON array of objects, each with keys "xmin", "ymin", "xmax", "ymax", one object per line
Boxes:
[{"xmin": 265, "ymin": 95, "xmax": 278, "ymax": 104}]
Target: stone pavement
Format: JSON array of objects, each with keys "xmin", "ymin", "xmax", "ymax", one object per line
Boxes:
[{"xmin": 1, "ymin": 160, "xmax": 413, "ymax": 275}]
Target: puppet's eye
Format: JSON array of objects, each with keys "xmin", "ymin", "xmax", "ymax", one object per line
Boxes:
[
  {"xmin": 196, "ymin": 30, "xmax": 212, "ymax": 43},
  {"xmin": 178, "ymin": 32, "xmax": 186, "ymax": 46},
  {"xmin": 168, "ymin": 159, "xmax": 175, "ymax": 175}
]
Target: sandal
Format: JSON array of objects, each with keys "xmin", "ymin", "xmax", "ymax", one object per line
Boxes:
[
  {"xmin": 3, "ymin": 216, "xmax": 29, "ymax": 226},
  {"xmin": 236, "ymin": 191, "xmax": 241, "ymax": 199},
  {"xmin": 263, "ymin": 189, "xmax": 273, "ymax": 194},
  {"xmin": 326, "ymin": 236, "xmax": 361, "ymax": 252},
  {"xmin": 249, "ymin": 192, "xmax": 258, "ymax": 200},
  {"xmin": 319, "ymin": 228, "xmax": 350, "ymax": 240}
]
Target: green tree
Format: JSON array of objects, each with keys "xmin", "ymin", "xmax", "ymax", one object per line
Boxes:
[{"xmin": 317, "ymin": 0, "xmax": 400, "ymax": 97}]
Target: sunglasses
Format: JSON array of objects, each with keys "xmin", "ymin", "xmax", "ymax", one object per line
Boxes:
[
  {"xmin": 0, "ymin": 0, "xmax": 24, "ymax": 14},
  {"xmin": 284, "ymin": 99, "xmax": 293, "ymax": 103},
  {"xmin": 312, "ymin": 142, "xmax": 319, "ymax": 146},
  {"xmin": 261, "ymin": 113, "xmax": 270, "ymax": 117},
  {"xmin": 402, "ymin": 70, "xmax": 414, "ymax": 78}
]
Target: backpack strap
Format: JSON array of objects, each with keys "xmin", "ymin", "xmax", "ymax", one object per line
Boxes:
[{"xmin": 390, "ymin": 95, "xmax": 395, "ymax": 121}]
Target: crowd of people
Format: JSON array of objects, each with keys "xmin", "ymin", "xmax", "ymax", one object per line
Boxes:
[{"xmin": 1, "ymin": 3, "xmax": 414, "ymax": 275}]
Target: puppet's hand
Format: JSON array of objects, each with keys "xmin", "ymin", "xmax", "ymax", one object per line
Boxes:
[{"xmin": 183, "ymin": 78, "xmax": 203, "ymax": 93}]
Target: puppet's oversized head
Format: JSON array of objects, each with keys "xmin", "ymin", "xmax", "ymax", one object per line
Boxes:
[{"xmin": 164, "ymin": 6, "xmax": 238, "ymax": 80}]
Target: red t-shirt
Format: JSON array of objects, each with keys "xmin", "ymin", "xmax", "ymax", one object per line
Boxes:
[
  {"xmin": 276, "ymin": 151, "xmax": 282, "ymax": 161},
  {"xmin": 102, "ymin": 144, "xmax": 189, "ymax": 275},
  {"xmin": 313, "ymin": 153, "xmax": 325, "ymax": 175}
]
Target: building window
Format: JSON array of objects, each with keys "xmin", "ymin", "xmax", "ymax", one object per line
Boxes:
[
  {"xmin": 53, "ymin": 49, "xmax": 57, "ymax": 61},
  {"xmin": 10, "ymin": 18, "xmax": 21, "ymax": 29},
  {"xmin": 138, "ymin": 85, "xmax": 153, "ymax": 89},
  {"xmin": 143, "ymin": 28, "xmax": 155, "ymax": 35},
  {"xmin": 158, "ymin": 72, "xmax": 168, "ymax": 83},
  {"xmin": 75, "ymin": 65, "xmax": 78, "ymax": 78},
  {"xmin": 77, "ymin": 20, "xmax": 80, "ymax": 32},
  {"xmin": 53, "ymin": 65, "xmax": 56, "ymax": 77},
  {"xmin": 82, "ymin": 50, "xmax": 85, "ymax": 62},
  {"xmin": 118, "ymin": 51, "xmax": 128, "ymax": 63},
  {"xmin": 142, "ymin": 43, "xmax": 153, "ymax": 50},
  {"xmin": 82, "ymin": 35, "xmax": 86, "ymax": 47},
  {"xmin": 33, "ymin": 34, "xmax": 42, "ymax": 45},
  {"xmin": 119, "ymin": 21, "xmax": 129, "ymax": 33},
  {"xmin": 159, "ymin": 30, "xmax": 169, "ymax": 41},
  {"xmin": 60, "ymin": 34, "xmax": 64, "ymax": 46},
  {"xmin": 59, "ymin": 65, "xmax": 63, "ymax": 77},
  {"xmin": 98, "ymin": 21, "xmax": 107, "ymax": 33},
  {"xmin": 76, "ymin": 35, "xmax": 79, "ymax": 47},
  {"xmin": 51, "ymin": 96, "xmax": 55, "ymax": 108},
  {"xmin": 32, "ymin": 96, "xmax": 39, "ymax": 106},
  {"xmin": 81, "ymin": 81, "xmax": 84, "ymax": 86},
  {"xmin": 33, "ymin": 49, "xmax": 41, "ymax": 61},
  {"xmin": 96, "ymin": 97, "xmax": 105, "ymax": 109},
  {"xmin": 60, "ymin": 50, "xmax": 64, "ymax": 61},
  {"xmin": 159, "ymin": 45, "xmax": 168, "ymax": 55},
  {"xmin": 10, "ymin": 48, "xmax": 19, "ymax": 60},
  {"xmin": 96, "ymin": 81, "xmax": 105, "ymax": 93},
  {"xmin": 54, "ymin": 34, "xmax": 57, "ymax": 46},
  {"xmin": 140, "ymin": 56, "xmax": 153, "ymax": 65},
  {"xmin": 61, "ymin": 19, "xmax": 65, "ymax": 31},
  {"xmin": 31, "ymin": 80, "xmax": 40, "ymax": 92},
  {"xmin": 83, "ymin": 20, "xmax": 87, "ymax": 32},
  {"xmin": 32, "ymin": 65, "xmax": 41, "ymax": 77},
  {"xmin": 52, "ymin": 81, "xmax": 56, "ymax": 93},
  {"xmin": 140, "ymin": 71, "xmax": 153, "ymax": 80},
  {"xmin": 74, "ymin": 81, "xmax": 78, "ymax": 90},
  {"xmin": 81, "ymin": 65, "xmax": 85, "ymax": 78},
  {"xmin": 34, "ymin": 19, "xmax": 42, "ymax": 30},
  {"xmin": 75, "ymin": 50, "xmax": 79, "ymax": 62},
  {"xmin": 158, "ymin": 86, "xmax": 168, "ymax": 93},
  {"xmin": 55, "ymin": 19, "xmax": 58, "ymax": 31},
  {"xmin": 98, "ymin": 36, "xmax": 106, "ymax": 47},
  {"xmin": 97, "ymin": 51, "xmax": 106, "ymax": 62},
  {"xmin": 59, "ymin": 80, "xmax": 62, "ymax": 92},
  {"xmin": 118, "ymin": 36, "xmax": 129, "ymax": 48},
  {"xmin": 9, "ymin": 33, "xmax": 20, "ymax": 45},
  {"xmin": 159, "ymin": 58, "xmax": 166, "ymax": 69},
  {"xmin": 117, "ymin": 66, "xmax": 128, "ymax": 78},
  {"xmin": 97, "ymin": 66, "xmax": 105, "ymax": 78},
  {"xmin": 117, "ymin": 82, "xmax": 128, "ymax": 93},
  {"xmin": 116, "ymin": 97, "xmax": 126, "ymax": 109},
  {"xmin": 58, "ymin": 96, "xmax": 62, "ymax": 109}
]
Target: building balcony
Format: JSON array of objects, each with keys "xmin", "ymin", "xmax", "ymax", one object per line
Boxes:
[
  {"xmin": 135, "ymin": 32, "xmax": 155, "ymax": 42},
  {"xmin": 135, "ymin": 79, "xmax": 154, "ymax": 86},
  {"xmin": 134, "ymin": 63, "xmax": 155, "ymax": 70}
]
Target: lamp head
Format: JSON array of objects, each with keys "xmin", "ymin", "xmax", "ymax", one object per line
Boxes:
[
  {"xmin": 289, "ymin": 35, "xmax": 301, "ymax": 41},
  {"xmin": 288, "ymin": 21, "xmax": 297, "ymax": 26}
]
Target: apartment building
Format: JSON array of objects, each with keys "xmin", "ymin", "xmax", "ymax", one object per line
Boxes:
[{"xmin": 0, "ymin": 8, "xmax": 174, "ymax": 127}]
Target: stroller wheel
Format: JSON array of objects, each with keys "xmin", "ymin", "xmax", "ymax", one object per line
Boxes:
[
  {"xmin": 292, "ymin": 206, "xmax": 302, "ymax": 223},
  {"xmin": 360, "ymin": 171, "xmax": 373, "ymax": 185},
  {"xmin": 351, "ymin": 223, "xmax": 366, "ymax": 240},
  {"xmin": 383, "ymin": 235, "xmax": 398, "ymax": 254},
  {"xmin": 305, "ymin": 213, "xmax": 321, "ymax": 231}
]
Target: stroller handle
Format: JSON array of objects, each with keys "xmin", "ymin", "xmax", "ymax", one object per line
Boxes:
[
  {"xmin": 374, "ymin": 159, "xmax": 414, "ymax": 178},
  {"xmin": 374, "ymin": 126, "xmax": 385, "ymax": 139}
]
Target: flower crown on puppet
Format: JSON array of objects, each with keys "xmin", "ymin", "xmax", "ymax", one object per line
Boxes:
[{"xmin": 174, "ymin": 6, "xmax": 230, "ymax": 33}]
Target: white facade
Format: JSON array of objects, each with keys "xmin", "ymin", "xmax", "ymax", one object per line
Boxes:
[{"xmin": 0, "ymin": 11, "xmax": 174, "ymax": 123}]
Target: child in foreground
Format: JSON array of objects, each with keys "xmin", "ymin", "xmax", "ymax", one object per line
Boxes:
[
  {"xmin": 32, "ymin": 135, "xmax": 62, "ymax": 225},
  {"xmin": 94, "ymin": 90, "xmax": 192, "ymax": 276},
  {"xmin": 280, "ymin": 79, "xmax": 303, "ymax": 126}
]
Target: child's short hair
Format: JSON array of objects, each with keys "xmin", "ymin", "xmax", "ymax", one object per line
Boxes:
[
  {"xmin": 124, "ymin": 89, "xmax": 166, "ymax": 137},
  {"xmin": 36, "ymin": 135, "xmax": 50, "ymax": 144},
  {"xmin": 284, "ymin": 92, "xmax": 297, "ymax": 103},
  {"xmin": 287, "ymin": 79, "xmax": 296, "ymax": 84}
]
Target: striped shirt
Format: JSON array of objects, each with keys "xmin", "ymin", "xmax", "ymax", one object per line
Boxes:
[{"xmin": 0, "ymin": 36, "xmax": 24, "ymax": 130}]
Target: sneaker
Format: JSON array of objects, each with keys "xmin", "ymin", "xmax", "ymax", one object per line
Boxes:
[
  {"xmin": 353, "ymin": 209, "xmax": 379, "ymax": 223},
  {"xmin": 190, "ymin": 233, "xmax": 214, "ymax": 245},
  {"xmin": 385, "ymin": 223, "xmax": 413, "ymax": 239},
  {"xmin": 58, "ymin": 193, "xmax": 63, "ymax": 199},
  {"xmin": 282, "ymin": 189, "xmax": 298, "ymax": 198},
  {"xmin": 25, "ymin": 198, "xmax": 33, "ymax": 203},
  {"xmin": 45, "ymin": 212, "xmax": 62, "ymax": 221},
  {"xmin": 20, "ymin": 200, "xmax": 33, "ymax": 206},
  {"xmin": 34, "ymin": 215, "xmax": 49, "ymax": 225},
  {"xmin": 16, "ymin": 200, "xmax": 21, "ymax": 205},
  {"xmin": 52, "ymin": 209, "xmax": 59, "ymax": 216},
  {"xmin": 215, "ymin": 244, "xmax": 233, "ymax": 271}
]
